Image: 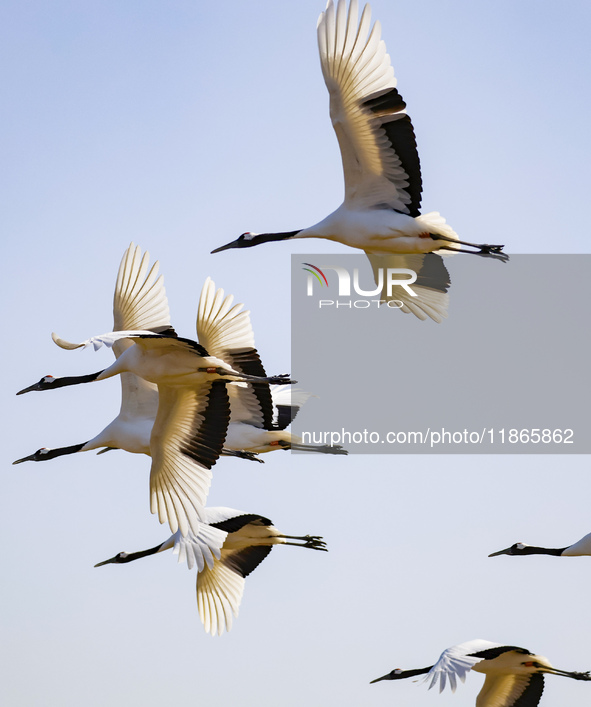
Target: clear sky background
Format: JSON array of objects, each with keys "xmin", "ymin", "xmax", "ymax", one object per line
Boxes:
[{"xmin": 2, "ymin": 1, "xmax": 590, "ymax": 705}]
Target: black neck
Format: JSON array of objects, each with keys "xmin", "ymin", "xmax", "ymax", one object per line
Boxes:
[
  {"xmin": 400, "ymin": 667, "xmax": 432, "ymax": 679},
  {"xmin": 251, "ymin": 230, "xmax": 301, "ymax": 246},
  {"xmin": 45, "ymin": 442, "xmax": 87, "ymax": 459},
  {"xmin": 119, "ymin": 544, "xmax": 164, "ymax": 563},
  {"xmin": 519, "ymin": 546, "xmax": 567, "ymax": 556},
  {"xmin": 52, "ymin": 371, "xmax": 104, "ymax": 389}
]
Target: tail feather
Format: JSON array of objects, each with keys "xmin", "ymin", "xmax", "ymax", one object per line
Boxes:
[{"xmin": 416, "ymin": 211, "xmax": 459, "ymax": 245}]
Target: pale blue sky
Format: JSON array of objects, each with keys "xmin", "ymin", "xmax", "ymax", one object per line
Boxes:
[{"xmin": 2, "ymin": 1, "xmax": 591, "ymax": 705}]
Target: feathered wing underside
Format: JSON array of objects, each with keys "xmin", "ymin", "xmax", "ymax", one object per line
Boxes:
[
  {"xmin": 171, "ymin": 526, "xmax": 227, "ymax": 573},
  {"xmin": 112, "ymin": 243, "xmax": 172, "ymax": 418},
  {"xmin": 477, "ymin": 672, "xmax": 544, "ymax": 707},
  {"xmin": 366, "ymin": 253, "xmax": 450, "ymax": 322},
  {"xmin": 52, "ymin": 243, "xmax": 170, "ymax": 421},
  {"xmin": 196, "ymin": 545, "xmax": 273, "ymax": 636},
  {"xmin": 197, "ymin": 277, "xmax": 255, "ymax": 359},
  {"xmin": 424, "ymin": 640, "xmax": 503, "ymax": 693},
  {"xmin": 226, "ymin": 382, "xmax": 262, "ymax": 424},
  {"xmin": 112, "ymin": 243, "xmax": 172, "ymax": 355},
  {"xmin": 318, "ymin": 0, "xmax": 422, "ymax": 213},
  {"xmin": 149, "ymin": 381, "xmax": 230, "ymax": 536},
  {"xmin": 227, "ymin": 382, "xmax": 278, "ymax": 429},
  {"xmin": 197, "ymin": 558, "xmax": 245, "ymax": 636},
  {"xmin": 197, "ymin": 278, "xmax": 275, "ymax": 429},
  {"xmin": 51, "ymin": 248, "xmax": 168, "ymax": 421}
]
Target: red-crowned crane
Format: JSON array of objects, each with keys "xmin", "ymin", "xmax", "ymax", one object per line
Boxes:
[
  {"xmin": 212, "ymin": 1, "xmax": 506, "ymax": 262},
  {"xmin": 370, "ymin": 639, "xmax": 591, "ymax": 706},
  {"xmin": 95, "ymin": 506, "xmax": 327, "ymax": 636}
]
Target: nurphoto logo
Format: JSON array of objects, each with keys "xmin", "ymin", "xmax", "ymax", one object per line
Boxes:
[{"xmin": 302, "ymin": 263, "xmax": 419, "ymax": 309}]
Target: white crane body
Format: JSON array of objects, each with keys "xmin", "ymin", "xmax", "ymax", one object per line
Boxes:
[
  {"xmin": 562, "ymin": 532, "xmax": 591, "ymax": 555},
  {"xmin": 298, "ymin": 205, "xmax": 456, "ymax": 255},
  {"xmin": 85, "ymin": 415, "xmax": 153, "ymax": 455},
  {"xmin": 91, "ymin": 334, "xmax": 242, "ymax": 388}
]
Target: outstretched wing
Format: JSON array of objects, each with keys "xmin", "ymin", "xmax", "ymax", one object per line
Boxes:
[
  {"xmin": 171, "ymin": 525, "xmax": 227, "ymax": 573},
  {"xmin": 196, "ymin": 555, "xmax": 247, "ymax": 636},
  {"xmin": 51, "ymin": 244, "xmax": 171, "ymax": 422},
  {"xmin": 318, "ymin": 0, "xmax": 422, "ymax": 213},
  {"xmin": 113, "ymin": 243, "xmax": 172, "ymax": 419},
  {"xmin": 149, "ymin": 380, "xmax": 230, "ymax": 536},
  {"xmin": 196, "ymin": 277, "xmax": 256, "ymax": 364},
  {"xmin": 195, "ymin": 509, "xmax": 275, "ymax": 636},
  {"xmin": 196, "ymin": 541, "xmax": 273, "ymax": 636},
  {"xmin": 477, "ymin": 672, "xmax": 544, "ymax": 707},
  {"xmin": 269, "ymin": 385, "xmax": 316, "ymax": 430},
  {"xmin": 424, "ymin": 640, "xmax": 503, "ymax": 693},
  {"xmin": 113, "ymin": 243, "xmax": 172, "ymax": 354},
  {"xmin": 197, "ymin": 277, "xmax": 276, "ymax": 429}
]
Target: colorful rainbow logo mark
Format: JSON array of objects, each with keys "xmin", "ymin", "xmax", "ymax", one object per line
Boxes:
[{"xmin": 302, "ymin": 263, "xmax": 329, "ymax": 287}]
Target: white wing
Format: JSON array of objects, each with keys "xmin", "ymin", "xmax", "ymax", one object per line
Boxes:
[
  {"xmin": 50, "ymin": 244, "xmax": 169, "ymax": 423},
  {"xmin": 112, "ymin": 243, "xmax": 171, "ymax": 355},
  {"xmin": 227, "ymin": 382, "xmax": 266, "ymax": 425},
  {"xmin": 227, "ymin": 381, "xmax": 305, "ymax": 430},
  {"xmin": 477, "ymin": 672, "xmax": 544, "ymax": 707},
  {"xmin": 196, "ymin": 277, "xmax": 255, "ymax": 360},
  {"xmin": 424, "ymin": 640, "xmax": 503, "ymax": 693},
  {"xmin": 195, "ymin": 507, "xmax": 275, "ymax": 636},
  {"xmin": 196, "ymin": 556, "xmax": 246, "ymax": 636},
  {"xmin": 270, "ymin": 385, "xmax": 314, "ymax": 409},
  {"xmin": 366, "ymin": 253, "xmax": 450, "ymax": 322},
  {"xmin": 113, "ymin": 243, "xmax": 171, "ymax": 420},
  {"xmin": 318, "ymin": 0, "xmax": 422, "ymax": 213},
  {"xmin": 197, "ymin": 277, "xmax": 276, "ymax": 429},
  {"xmin": 149, "ymin": 381, "xmax": 230, "ymax": 536},
  {"xmin": 171, "ymin": 525, "xmax": 227, "ymax": 573},
  {"xmin": 270, "ymin": 385, "xmax": 316, "ymax": 429}
]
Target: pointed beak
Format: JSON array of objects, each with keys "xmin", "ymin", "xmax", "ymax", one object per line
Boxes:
[
  {"xmin": 94, "ymin": 556, "xmax": 118, "ymax": 567},
  {"xmin": 488, "ymin": 547, "xmax": 512, "ymax": 557},
  {"xmin": 290, "ymin": 443, "xmax": 348, "ymax": 454},
  {"xmin": 16, "ymin": 382, "xmax": 41, "ymax": 395},
  {"xmin": 12, "ymin": 454, "xmax": 36, "ymax": 465},
  {"xmin": 540, "ymin": 667, "xmax": 591, "ymax": 680},
  {"xmin": 370, "ymin": 673, "xmax": 391, "ymax": 684},
  {"xmin": 211, "ymin": 239, "xmax": 239, "ymax": 254}
]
